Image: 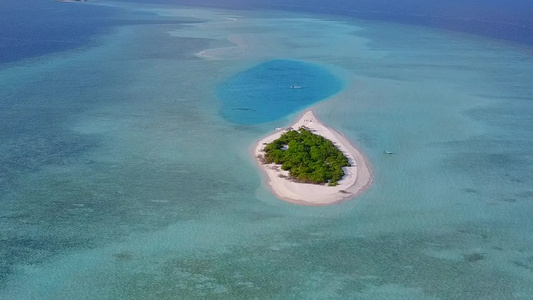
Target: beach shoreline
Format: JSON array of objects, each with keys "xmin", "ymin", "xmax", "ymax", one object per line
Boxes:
[{"xmin": 253, "ymin": 110, "xmax": 373, "ymax": 206}]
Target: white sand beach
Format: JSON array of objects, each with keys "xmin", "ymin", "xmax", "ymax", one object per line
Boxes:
[{"xmin": 254, "ymin": 110, "xmax": 372, "ymax": 206}]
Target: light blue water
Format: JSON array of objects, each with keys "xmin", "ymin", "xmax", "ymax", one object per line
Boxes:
[
  {"xmin": 217, "ymin": 59, "xmax": 343, "ymax": 124},
  {"xmin": 0, "ymin": 2, "xmax": 533, "ymax": 299}
]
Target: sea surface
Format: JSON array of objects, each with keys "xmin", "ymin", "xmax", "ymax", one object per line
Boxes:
[
  {"xmin": 122, "ymin": 0, "xmax": 533, "ymax": 46},
  {"xmin": 1, "ymin": 1, "xmax": 533, "ymax": 299},
  {"xmin": 218, "ymin": 59, "xmax": 343, "ymax": 124}
]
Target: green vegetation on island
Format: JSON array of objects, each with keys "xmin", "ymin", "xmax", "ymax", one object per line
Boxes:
[{"xmin": 262, "ymin": 127, "xmax": 351, "ymax": 186}]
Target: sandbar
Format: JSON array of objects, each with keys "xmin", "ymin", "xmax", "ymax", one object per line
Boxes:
[{"xmin": 254, "ymin": 110, "xmax": 372, "ymax": 206}]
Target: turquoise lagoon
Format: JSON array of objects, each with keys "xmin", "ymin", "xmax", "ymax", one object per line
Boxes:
[{"xmin": 1, "ymin": 2, "xmax": 533, "ymax": 299}]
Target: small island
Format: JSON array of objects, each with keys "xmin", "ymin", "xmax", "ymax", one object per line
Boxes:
[
  {"xmin": 262, "ymin": 128, "xmax": 350, "ymax": 186},
  {"xmin": 254, "ymin": 110, "xmax": 372, "ymax": 206}
]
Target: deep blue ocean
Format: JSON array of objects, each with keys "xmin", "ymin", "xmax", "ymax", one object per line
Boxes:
[
  {"xmin": 122, "ymin": 0, "xmax": 533, "ymax": 46},
  {"xmin": 0, "ymin": 1, "xmax": 107, "ymax": 63},
  {"xmin": 2, "ymin": 0, "xmax": 532, "ymax": 65},
  {"xmin": 0, "ymin": 0, "xmax": 196, "ymax": 64}
]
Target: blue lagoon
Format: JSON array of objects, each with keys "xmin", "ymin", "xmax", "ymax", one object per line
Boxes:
[{"xmin": 218, "ymin": 59, "xmax": 342, "ymax": 124}]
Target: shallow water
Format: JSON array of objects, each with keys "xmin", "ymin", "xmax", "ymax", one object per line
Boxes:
[{"xmin": 1, "ymin": 2, "xmax": 533, "ymax": 299}]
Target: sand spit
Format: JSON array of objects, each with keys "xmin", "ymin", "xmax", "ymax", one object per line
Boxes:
[{"xmin": 254, "ymin": 110, "xmax": 372, "ymax": 206}]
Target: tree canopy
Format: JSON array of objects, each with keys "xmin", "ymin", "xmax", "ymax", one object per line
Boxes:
[{"xmin": 263, "ymin": 127, "xmax": 350, "ymax": 186}]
